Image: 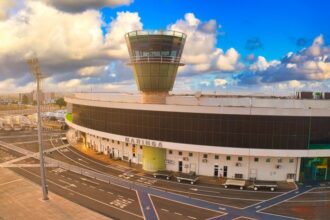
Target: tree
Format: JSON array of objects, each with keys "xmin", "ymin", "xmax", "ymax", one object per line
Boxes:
[
  {"xmin": 55, "ymin": 97, "xmax": 66, "ymax": 108},
  {"xmin": 22, "ymin": 95, "xmax": 29, "ymax": 105}
]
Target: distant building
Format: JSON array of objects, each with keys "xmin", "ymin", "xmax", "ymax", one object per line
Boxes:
[{"xmin": 19, "ymin": 91, "xmax": 56, "ymax": 105}]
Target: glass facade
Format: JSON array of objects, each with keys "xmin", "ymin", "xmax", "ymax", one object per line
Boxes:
[
  {"xmin": 125, "ymin": 31, "xmax": 186, "ymax": 92},
  {"xmin": 72, "ymin": 104, "xmax": 330, "ymax": 150}
]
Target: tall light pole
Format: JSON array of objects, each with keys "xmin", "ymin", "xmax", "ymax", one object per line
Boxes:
[{"xmin": 27, "ymin": 56, "xmax": 49, "ymax": 200}]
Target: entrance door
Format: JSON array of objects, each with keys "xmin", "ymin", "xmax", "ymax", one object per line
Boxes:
[
  {"xmin": 190, "ymin": 163, "xmax": 196, "ymax": 172},
  {"xmin": 214, "ymin": 165, "xmax": 219, "ymax": 177},
  {"xmin": 223, "ymin": 166, "xmax": 228, "ymax": 178},
  {"xmin": 178, "ymin": 161, "xmax": 183, "ymax": 172}
]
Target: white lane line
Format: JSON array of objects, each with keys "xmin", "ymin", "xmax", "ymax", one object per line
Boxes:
[
  {"xmin": 148, "ymin": 194, "xmax": 160, "ymax": 220},
  {"xmin": 18, "ymin": 168, "xmax": 144, "ymax": 219},
  {"xmin": 286, "ymin": 199, "xmax": 330, "ymax": 203},
  {"xmin": 161, "ymin": 208, "xmax": 169, "ymax": 212},
  {"xmin": 188, "ymin": 216, "xmax": 197, "ymax": 220},
  {"xmin": 99, "ymin": 189, "xmax": 105, "ymax": 192},
  {"xmin": 80, "ymin": 177, "xmax": 100, "ymax": 185},
  {"xmin": 77, "ymin": 158, "xmax": 89, "ymax": 164},
  {"xmin": 232, "ymin": 217, "xmax": 257, "ymax": 220},
  {"xmin": 0, "ymin": 178, "xmax": 22, "ymax": 186},
  {"xmin": 174, "ymin": 212, "xmax": 182, "ymax": 216},
  {"xmin": 58, "ymin": 179, "xmax": 77, "ymax": 188},
  {"xmin": 107, "ymin": 191, "xmax": 114, "ymax": 195},
  {"xmin": 150, "ymin": 194, "xmax": 226, "ymax": 213}
]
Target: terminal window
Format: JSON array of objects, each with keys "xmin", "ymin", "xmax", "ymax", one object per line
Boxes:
[
  {"xmin": 203, "ymin": 154, "xmax": 208, "ymax": 159},
  {"xmin": 169, "ymin": 150, "xmax": 172, "ymax": 154},
  {"xmin": 189, "ymin": 152, "xmax": 193, "ymax": 157},
  {"xmin": 178, "ymin": 151, "xmax": 182, "ymax": 156},
  {"xmin": 238, "ymin": 156, "xmax": 243, "ymax": 161},
  {"xmin": 214, "ymin": 155, "xmax": 219, "ymax": 160},
  {"xmin": 254, "ymin": 157, "xmax": 259, "ymax": 162},
  {"xmin": 226, "ymin": 156, "xmax": 231, "ymax": 161},
  {"xmin": 266, "ymin": 158, "xmax": 271, "ymax": 163}
]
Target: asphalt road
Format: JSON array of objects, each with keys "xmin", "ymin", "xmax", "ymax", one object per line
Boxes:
[
  {"xmin": 150, "ymin": 195, "xmax": 224, "ymax": 220},
  {"xmin": 11, "ymin": 167, "xmax": 144, "ymax": 220},
  {"xmin": 1, "ymin": 129, "xmax": 329, "ymax": 220}
]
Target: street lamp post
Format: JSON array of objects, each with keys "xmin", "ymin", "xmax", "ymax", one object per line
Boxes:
[{"xmin": 27, "ymin": 56, "xmax": 49, "ymax": 200}]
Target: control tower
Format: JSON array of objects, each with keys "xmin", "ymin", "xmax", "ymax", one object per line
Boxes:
[{"xmin": 125, "ymin": 30, "xmax": 186, "ymax": 103}]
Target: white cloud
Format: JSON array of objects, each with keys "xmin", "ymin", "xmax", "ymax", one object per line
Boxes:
[
  {"xmin": 214, "ymin": 78, "xmax": 227, "ymax": 86},
  {"xmin": 0, "ymin": 1, "xmax": 142, "ymax": 92},
  {"xmin": 0, "ymin": 0, "xmax": 15, "ymax": 20},
  {"xmin": 168, "ymin": 13, "xmax": 243, "ymax": 74},
  {"xmin": 239, "ymin": 35, "xmax": 330, "ymax": 85},
  {"xmin": 31, "ymin": 0, "xmax": 133, "ymax": 12},
  {"xmin": 105, "ymin": 11, "xmax": 142, "ymax": 59},
  {"xmin": 79, "ymin": 66, "xmax": 106, "ymax": 76},
  {"xmin": 249, "ymin": 56, "xmax": 280, "ymax": 72}
]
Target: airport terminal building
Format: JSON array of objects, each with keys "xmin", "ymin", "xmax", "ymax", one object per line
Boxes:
[{"xmin": 65, "ymin": 30, "xmax": 330, "ymax": 182}]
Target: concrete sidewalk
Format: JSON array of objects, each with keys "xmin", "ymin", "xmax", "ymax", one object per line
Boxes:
[{"xmin": 0, "ymin": 168, "xmax": 111, "ymax": 220}]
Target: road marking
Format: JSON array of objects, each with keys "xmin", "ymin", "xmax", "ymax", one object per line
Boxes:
[
  {"xmin": 18, "ymin": 167, "xmax": 144, "ymax": 219},
  {"xmin": 188, "ymin": 216, "xmax": 197, "ymax": 220},
  {"xmin": 161, "ymin": 208, "xmax": 169, "ymax": 212},
  {"xmin": 232, "ymin": 217, "xmax": 257, "ymax": 220},
  {"xmin": 174, "ymin": 212, "xmax": 182, "ymax": 216},
  {"xmin": 99, "ymin": 189, "xmax": 105, "ymax": 192},
  {"xmin": 150, "ymin": 194, "xmax": 225, "ymax": 214},
  {"xmin": 218, "ymin": 207, "xmax": 226, "ymax": 211},
  {"xmin": 58, "ymin": 179, "xmax": 76, "ymax": 188},
  {"xmin": 107, "ymin": 191, "xmax": 114, "ymax": 195},
  {"xmin": 255, "ymin": 205, "xmax": 261, "ymax": 209},
  {"xmin": 78, "ymin": 158, "xmax": 89, "ymax": 164},
  {"xmin": 286, "ymin": 199, "xmax": 330, "ymax": 202},
  {"xmin": 80, "ymin": 177, "xmax": 99, "ymax": 185},
  {"xmin": 89, "ymin": 185, "xmax": 96, "ymax": 189},
  {"xmin": 0, "ymin": 178, "xmax": 22, "ymax": 186}
]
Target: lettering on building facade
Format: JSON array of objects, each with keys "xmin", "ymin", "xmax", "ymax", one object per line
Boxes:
[{"xmin": 125, "ymin": 137, "xmax": 163, "ymax": 148}]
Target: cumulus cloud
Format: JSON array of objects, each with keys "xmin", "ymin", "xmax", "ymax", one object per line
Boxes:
[
  {"xmin": 0, "ymin": 1, "xmax": 141, "ymax": 92},
  {"xmin": 0, "ymin": 0, "xmax": 15, "ymax": 20},
  {"xmin": 237, "ymin": 35, "xmax": 330, "ymax": 85},
  {"xmin": 105, "ymin": 11, "xmax": 142, "ymax": 59},
  {"xmin": 31, "ymin": 0, "xmax": 133, "ymax": 13},
  {"xmin": 214, "ymin": 78, "xmax": 227, "ymax": 87},
  {"xmin": 168, "ymin": 13, "xmax": 243, "ymax": 75}
]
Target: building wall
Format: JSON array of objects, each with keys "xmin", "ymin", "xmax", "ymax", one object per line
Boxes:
[
  {"xmin": 164, "ymin": 149, "xmax": 297, "ymax": 181},
  {"xmin": 71, "ymin": 104, "xmax": 330, "ymax": 150}
]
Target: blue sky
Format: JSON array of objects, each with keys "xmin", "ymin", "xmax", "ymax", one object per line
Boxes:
[
  {"xmin": 102, "ymin": 0, "xmax": 329, "ymax": 61},
  {"xmin": 0, "ymin": 0, "xmax": 329, "ymax": 93}
]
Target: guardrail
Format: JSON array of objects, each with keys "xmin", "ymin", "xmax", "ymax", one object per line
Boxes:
[
  {"xmin": 128, "ymin": 55, "xmax": 182, "ymax": 64},
  {"xmin": 126, "ymin": 30, "xmax": 186, "ymax": 38}
]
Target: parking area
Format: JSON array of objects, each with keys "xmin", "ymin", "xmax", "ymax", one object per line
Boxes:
[
  {"xmin": 150, "ymin": 195, "xmax": 225, "ymax": 220},
  {"xmin": 262, "ymin": 187, "xmax": 330, "ymax": 220}
]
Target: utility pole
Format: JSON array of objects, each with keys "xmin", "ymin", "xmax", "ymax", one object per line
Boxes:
[{"xmin": 27, "ymin": 56, "xmax": 49, "ymax": 200}]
